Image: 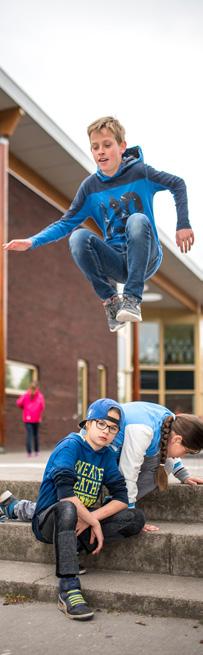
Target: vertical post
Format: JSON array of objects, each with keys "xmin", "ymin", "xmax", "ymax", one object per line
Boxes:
[
  {"xmin": 0, "ymin": 137, "xmax": 8, "ymax": 450},
  {"xmin": 132, "ymin": 322, "xmax": 140, "ymax": 400}
]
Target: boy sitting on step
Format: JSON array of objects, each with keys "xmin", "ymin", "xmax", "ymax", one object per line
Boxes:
[
  {"xmin": 0, "ymin": 398, "xmax": 145, "ymax": 621},
  {"xmin": 1, "ymin": 401, "xmax": 203, "ymax": 530}
]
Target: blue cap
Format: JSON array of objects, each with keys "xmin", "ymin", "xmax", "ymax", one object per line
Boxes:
[{"xmin": 79, "ymin": 398, "xmax": 124, "ymax": 429}]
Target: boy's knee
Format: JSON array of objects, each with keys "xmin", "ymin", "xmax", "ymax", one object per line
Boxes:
[
  {"xmin": 69, "ymin": 228, "xmax": 90, "ymax": 256},
  {"xmin": 126, "ymin": 213, "xmax": 150, "ymax": 238},
  {"xmin": 54, "ymin": 500, "xmax": 77, "ymax": 532},
  {"xmin": 134, "ymin": 508, "xmax": 145, "ymax": 530},
  {"xmin": 127, "ymin": 507, "xmax": 145, "ymax": 534}
]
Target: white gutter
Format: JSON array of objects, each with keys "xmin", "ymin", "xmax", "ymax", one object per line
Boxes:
[{"xmin": 0, "ymin": 67, "xmax": 94, "ymax": 175}]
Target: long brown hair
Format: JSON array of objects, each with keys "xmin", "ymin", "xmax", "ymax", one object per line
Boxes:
[{"xmin": 155, "ymin": 414, "xmax": 203, "ymax": 491}]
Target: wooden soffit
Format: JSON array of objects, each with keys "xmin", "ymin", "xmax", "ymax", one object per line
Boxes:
[
  {"xmin": 0, "ymin": 107, "xmax": 25, "ymax": 137},
  {"xmin": 153, "ymin": 271, "xmax": 199, "ymax": 313}
]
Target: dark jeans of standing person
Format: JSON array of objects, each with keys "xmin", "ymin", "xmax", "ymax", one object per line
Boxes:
[
  {"xmin": 25, "ymin": 422, "xmax": 39, "ymax": 455},
  {"xmin": 32, "ymin": 500, "xmax": 145, "ymax": 576}
]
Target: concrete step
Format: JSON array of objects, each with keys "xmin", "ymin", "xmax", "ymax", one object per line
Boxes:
[
  {"xmin": 1, "ymin": 480, "xmax": 202, "ymax": 522},
  {"xmin": 137, "ymin": 484, "xmax": 203, "ymax": 523},
  {"xmin": 1, "ymin": 520, "xmax": 203, "ymax": 577},
  {"xmin": 0, "ymin": 560, "xmax": 202, "ymax": 620},
  {"xmin": 0, "ymin": 480, "xmax": 40, "ymax": 501}
]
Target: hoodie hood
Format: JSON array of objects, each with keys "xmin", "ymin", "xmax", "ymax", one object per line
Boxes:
[{"xmin": 96, "ymin": 145, "xmax": 144, "ymax": 182}]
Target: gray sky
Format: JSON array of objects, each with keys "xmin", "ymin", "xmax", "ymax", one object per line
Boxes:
[{"xmin": 1, "ymin": 0, "xmax": 203, "ymax": 270}]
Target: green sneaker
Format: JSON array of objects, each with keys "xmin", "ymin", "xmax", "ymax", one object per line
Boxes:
[{"xmin": 58, "ymin": 577, "xmax": 94, "ymax": 621}]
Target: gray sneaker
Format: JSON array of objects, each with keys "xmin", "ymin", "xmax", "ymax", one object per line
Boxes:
[
  {"xmin": 103, "ymin": 296, "xmax": 125, "ymax": 332},
  {"xmin": 116, "ymin": 296, "xmax": 142, "ymax": 323}
]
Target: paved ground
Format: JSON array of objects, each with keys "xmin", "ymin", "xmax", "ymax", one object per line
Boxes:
[
  {"xmin": 0, "ymin": 450, "xmax": 202, "ymax": 481},
  {"xmin": 0, "ymin": 599, "xmax": 203, "ymax": 655},
  {"xmin": 0, "ymin": 450, "xmax": 50, "ymax": 481}
]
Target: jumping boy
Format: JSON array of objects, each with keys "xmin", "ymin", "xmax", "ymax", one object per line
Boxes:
[
  {"xmin": 0, "ymin": 398, "xmax": 145, "ymax": 621},
  {"xmin": 3, "ymin": 116, "xmax": 194, "ymax": 332}
]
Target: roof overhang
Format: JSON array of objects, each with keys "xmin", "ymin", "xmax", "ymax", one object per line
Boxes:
[{"xmin": 0, "ymin": 68, "xmax": 94, "ymax": 200}]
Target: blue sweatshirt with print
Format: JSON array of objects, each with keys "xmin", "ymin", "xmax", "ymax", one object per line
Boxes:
[
  {"xmin": 33, "ymin": 432, "xmax": 128, "ymax": 517},
  {"xmin": 29, "ymin": 147, "xmax": 190, "ymax": 250}
]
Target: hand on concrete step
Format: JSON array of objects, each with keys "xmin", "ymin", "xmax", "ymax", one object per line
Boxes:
[{"xmin": 142, "ymin": 524, "xmax": 160, "ymax": 532}]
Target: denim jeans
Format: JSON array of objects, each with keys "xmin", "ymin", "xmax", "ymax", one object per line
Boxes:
[
  {"xmin": 69, "ymin": 213, "xmax": 163, "ymax": 302},
  {"xmin": 32, "ymin": 500, "xmax": 145, "ymax": 577},
  {"xmin": 25, "ymin": 422, "xmax": 39, "ymax": 454}
]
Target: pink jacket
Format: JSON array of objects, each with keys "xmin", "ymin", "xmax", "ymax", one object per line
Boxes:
[{"xmin": 16, "ymin": 389, "xmax": 45, "ymax": 423}]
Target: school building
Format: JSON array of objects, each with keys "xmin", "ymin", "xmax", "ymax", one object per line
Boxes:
[{"xmin": 0, "ymin": 69, "xmax": 203, "ymax": 451}]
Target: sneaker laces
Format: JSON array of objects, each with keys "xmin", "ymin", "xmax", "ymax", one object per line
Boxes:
[
  {"xmin": 122, "ymin": 295, "xmax": 140, "ymax": 310},
  {"xmin": 104, "ymin": 295, "xmax": 122, "ymax": 318},
  {"xmin": 66, "ymin": 589, "xmax": 87, "ymax": 607}
]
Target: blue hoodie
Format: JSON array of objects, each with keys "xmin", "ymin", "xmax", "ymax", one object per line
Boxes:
[
  {"xmin": 30, "ymin": 147, "xmax": 190, "ymax": 250},
  {"xmin": 33, "ymin": 431, "xmax": 128, "ymax": 517}
]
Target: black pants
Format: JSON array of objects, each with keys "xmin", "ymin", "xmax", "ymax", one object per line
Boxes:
[
  {"xmin": 25, "ymin": 422, "xmax": 39, "ymax": 454},
  {"xmin": 32, "ymin": 501, "xmax": 145, "ymax": 578}
]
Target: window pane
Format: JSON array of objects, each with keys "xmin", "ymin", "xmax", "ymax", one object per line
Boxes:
[
  {"xmin": 164, "ymin": 324, "xmax": 194, "ymax": 365},
  {"xmin": 165, "ymin": 394, "xmax": 194, "ymax": 414},
  {"xmin": 140, "ymin": 370, "xmax": 159, "ymax": 390},
  {"xmin": 165, "ymin": 370, "xmax": 194, "ymax": 390},
  {"xmin": 139, "ymin": 323, "xmax": 160, "ymax": 364},
  {"xmin": 140, "ymin": 393, "xmax": 159, "ymax": 403},
  {"xmin": 6, "ymin": 361, "xmax": 37, "ymax": 394}
]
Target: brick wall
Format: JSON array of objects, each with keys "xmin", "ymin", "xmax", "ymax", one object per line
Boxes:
[{"xmin": 6, "ymin": 175, "xmax": 117, "ymax": 450}]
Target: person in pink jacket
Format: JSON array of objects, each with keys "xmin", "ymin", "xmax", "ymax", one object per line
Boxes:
[{"xmin": 16, "ymin": 382, "xmax": 45, "ymax": 455}]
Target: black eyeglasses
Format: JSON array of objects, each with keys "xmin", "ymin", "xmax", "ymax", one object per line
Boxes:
[{"xmin": 95, "ymin": 419, "xmax": 119, "ymax": 435}]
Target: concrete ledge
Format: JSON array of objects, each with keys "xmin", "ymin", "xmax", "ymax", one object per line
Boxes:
[
  {"xmin": 137, "ymin": 485, "xmax": 203, "ymax": 522},
  {"xmin": 1, "ymin": 481, "xmax": 202, "ymax": 522},
  {"xmin": 0, "ymin": 480, "xmax": 40, "ymax": 501},
  {"xmin": 0, "ymin": 560, "xmax": 202, "ymax": 620},
  {"xmin": 0, "ymin": 521, "xmax": 203, "ymax": 577}
]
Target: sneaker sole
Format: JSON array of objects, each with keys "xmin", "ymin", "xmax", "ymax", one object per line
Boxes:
[
  {"xmin": 58, "ymin": 598, "xmax": 94, "ymax": 620},
  {"xmin": 109, "ymin": 322, "xmax": 126, "ymax": 332},
  {"xmin": 116, "ymin": 310, "xmax": 142, "ymax": 323}
]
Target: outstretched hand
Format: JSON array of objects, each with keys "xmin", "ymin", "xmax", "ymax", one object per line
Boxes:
[
  {"xmin": 183, "ymin": 476, "xmax": 203, "ymax": 485},
  {"xmin": 176, "ymin": 228, "xmax": 194, "ymax": 253},
  {"xmin": 3, "ymin": 239, "xmax": 32, "ymax": 251}
]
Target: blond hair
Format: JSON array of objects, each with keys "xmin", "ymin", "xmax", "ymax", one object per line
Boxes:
[{"xmin": 87, "ymin": 116, "xmax": 126, "ymax": 144}]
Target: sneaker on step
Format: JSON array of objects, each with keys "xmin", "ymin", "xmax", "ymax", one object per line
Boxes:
[
  {"xmin": 0, "ymin": 490, "xmax": 18, "ymax": 519},
  {"xmin": 116, "ymin": 295, "xmax": 142, "ymax": 323},
  {"xmin": 103, "ymin": 296, "xmax": 125, "ymax": 332},
  {"xmin": 79, "ymin": 563, "xmax": 87, "ymax": 575},
  {"xmin": 58, "ymin": 577, "xmax": 94, "ymax": 620}
]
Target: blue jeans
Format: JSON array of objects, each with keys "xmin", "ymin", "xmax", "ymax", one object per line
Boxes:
[
  {"xmin": 25, "ymin": 422, "xmax": 39, "ymax": 454},
  {"xmin": 69, "ymin": 213, "xmax": 163, "ymax": 302}
]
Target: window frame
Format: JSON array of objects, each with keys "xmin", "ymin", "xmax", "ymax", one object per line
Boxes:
[{"xmin": 5, "ymin": 359, "xmax": 38, "ymax": 396}]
